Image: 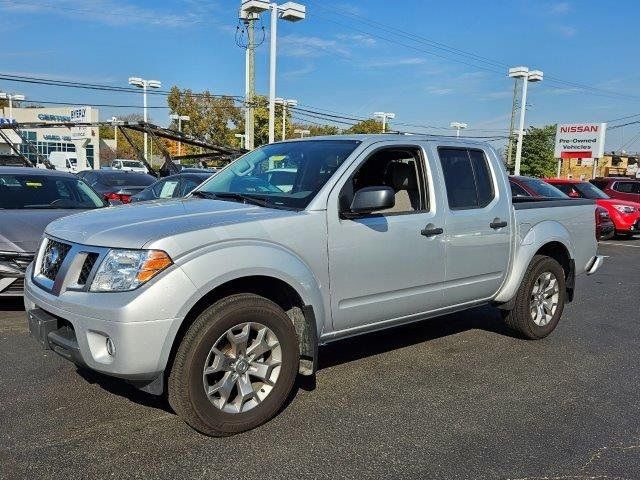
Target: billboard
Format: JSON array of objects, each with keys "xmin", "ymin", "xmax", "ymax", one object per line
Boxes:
[{"xmin": 554, "ymin": 123, "xmax": 606, "ymax": 159}]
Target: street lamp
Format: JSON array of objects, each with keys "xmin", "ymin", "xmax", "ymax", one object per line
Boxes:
[
  {"xmin": 0, "ymin": 92, "xmax": 25, "ymax": 119},
  {"xmin": 240, "ymin": 1, "xmax": 306, "ymax": 144},
  {"xmin": 169, "ymin": 114, "xmax": 190, "ymax": 156},
  {"xmin": 110, "ymin": 116, "xmax": 124, "ymax": 153},
  {"xmin": 128, "ymin": 76, "xmax": 162, "ymax": 160},
  {"xmin": 294, "ymin": 128, "xmax": 310, "ymax": 138},
  {"xmin": 275, "ymin": 97, "xmax": 297, "ymax": 140},
  {"xmin": 450, "ymin": 121, "xmax": 468, "ymax": 138},
  {"xmin": 235, "ymin": 133, "xmax": 246, "ymax": 148},
  {"xmin": 373, "ymin": 111, "xmax": 395, "ymax": 133},
  {"xmin": 508, "ymin": 66, "xmax": 543, "ymax": 175}
]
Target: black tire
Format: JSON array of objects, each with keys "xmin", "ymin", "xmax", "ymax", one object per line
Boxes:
[
  {"xmin": 501, "ymin": 255, "xmax": 566, "ymax": 340},
  {"xmin": 168, "ymin": 293, "xmax": 299, "ymax": 436}
]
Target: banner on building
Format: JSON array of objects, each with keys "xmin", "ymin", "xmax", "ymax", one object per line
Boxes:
[
  {"xmin": 554, "ymin": 123, "xmax": 607, "ymax": 159},
  {"xmin": 70, "ymin": 106, "xmax": 92, "ymax": 140}
]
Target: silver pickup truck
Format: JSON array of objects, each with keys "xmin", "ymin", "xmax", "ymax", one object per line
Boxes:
[{"xmin": 25, "ymin": 135, "xmax": 603, "ymax": 436}]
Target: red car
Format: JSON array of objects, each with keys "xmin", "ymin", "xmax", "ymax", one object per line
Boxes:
[
  {"xmin": 589, "ymin": 177, "xmax": 640, "ymax": 204},
  {"xmin": 545, "ymin": 178, "xmax": 640, "ymax": 237},
  {"xmin": 510, "ymin": 176, "xmax": 614, "ymax": 240}
]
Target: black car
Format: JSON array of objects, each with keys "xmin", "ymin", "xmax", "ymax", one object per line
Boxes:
[
  {"xmin": 130, "ymin": 172, "xmax": 213, "ymax": 202},
  {"xmin": 0, "ymin": 167, "xmax": 106, "ymax": 296},
  {"xmin": 77, "ymin": 170, "xmax": 156, "ymax": 204}
]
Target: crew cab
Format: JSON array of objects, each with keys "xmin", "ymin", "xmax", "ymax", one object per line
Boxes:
[
  {"xmin": 545, "ymin": 178, "xmax": 640, "ymax": 237},
  {"xmin": 25, "ymin": 136, "xmax": 603, "ymax": 436}
]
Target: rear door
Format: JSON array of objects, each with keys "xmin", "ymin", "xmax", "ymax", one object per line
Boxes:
[{"xmin": 432, "ymin": 144, "xmax": 511, "ymax": 306}]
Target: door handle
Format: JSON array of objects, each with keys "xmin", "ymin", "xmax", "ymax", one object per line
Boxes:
[
  {"xmin": 421, "ymin": 224, "xmax": 444, "ymax": 237},
  {"xmin": 490, "ymin": 219, "xmax": 508, "ymax": 229}
]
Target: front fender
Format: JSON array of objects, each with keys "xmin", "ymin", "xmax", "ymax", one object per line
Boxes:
[
  {"xmin": 494, "ymin": 220, "xmax": 575, "ymax": 303},
  {"xmin": 155, "ymin": 240, "xmax": 327, "ymax": 371}
]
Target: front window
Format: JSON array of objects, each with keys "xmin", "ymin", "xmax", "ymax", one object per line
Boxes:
[
  {"xmin": 0, "ymin": 174, "xmax": 105, "ymax": 209},
  {"xmin": 196, "ymin": 140, "xmax": 360, "ymax": 209},
  {"xmin": 573, "ymin": 182, "xmax": 610, "ymax": 199}
]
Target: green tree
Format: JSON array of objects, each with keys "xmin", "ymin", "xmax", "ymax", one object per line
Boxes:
[
  {"xmin": 519, "ymin": 124, "xmax": 557, "ymax": 177},
  {"xmin": 167, "ymin": 86, "xmax": 243, "ymax": 149},
  {"xmin": 346, "ymin": 118, "xmax": 383, "ymax": 134}
]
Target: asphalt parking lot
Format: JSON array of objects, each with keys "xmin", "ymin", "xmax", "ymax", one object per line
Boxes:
[{"xmin": 1, "ymin": 239, "xmax": 639, "ymax": 480}]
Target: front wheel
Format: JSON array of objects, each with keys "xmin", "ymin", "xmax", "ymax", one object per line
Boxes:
[
  {"xmin": 501, "ymin": 255, "xmax": 566, "ymax": 339},
  {"xmin": 168, "ymin": 294, "xmax": 299, "ymax": 436}
]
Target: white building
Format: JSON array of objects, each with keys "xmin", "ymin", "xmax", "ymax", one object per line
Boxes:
[{"xmin": 0, "ymin": 106, "xmax": 100, "ymax": 170}]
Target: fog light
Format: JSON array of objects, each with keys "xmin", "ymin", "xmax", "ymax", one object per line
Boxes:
[{"xmin": 105, "ymin": 337, "xmax": 116, "ymax": 356}]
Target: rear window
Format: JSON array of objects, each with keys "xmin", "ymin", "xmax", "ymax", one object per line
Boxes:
[
  {"xmin": 0, "ymin": 174, "xmax": 104, "ymax": 209},
  {"xmin": 438, "ymin": 147, "xmax": 495, "ymax": 209},
  {"xmin": 519, "ymin": 178, "xmax": 567, "ymax": 198},
  {"xmin": 102, "ymin": 173, "xmax": 155, "ymax": 187},
  {"xmin": 613, "ymin": 181, "xmax": 640, "ymax": 194}
]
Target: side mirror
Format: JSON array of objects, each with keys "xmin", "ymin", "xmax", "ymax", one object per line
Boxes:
[{"xmin": 347, "ymin": 186, "xmax": 395, "ymax": 215}]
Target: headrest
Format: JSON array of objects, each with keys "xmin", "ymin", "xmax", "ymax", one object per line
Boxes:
[{"xmin": 385, "ymin": 162, "xmax": 417, "ymax": 191}]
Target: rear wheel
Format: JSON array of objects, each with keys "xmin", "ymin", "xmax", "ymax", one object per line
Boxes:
[
  {"xmin": 168, "ymin": 294, "xmax": 299, "ymax": 436},
  {"xmin": 502, "ymin": 255, "xmax": 566, "ymax": 339}
]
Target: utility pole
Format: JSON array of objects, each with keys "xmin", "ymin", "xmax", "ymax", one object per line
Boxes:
[
  {"xmin": 506, "ymin": 78, "xmax": 519, "ymax": 167},
  {"xmin": 245, "ymin": 14, "xmax": 257, "ymax": 150}
]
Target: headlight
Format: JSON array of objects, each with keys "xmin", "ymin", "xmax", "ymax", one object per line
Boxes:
[
  {"xmin": 612, "ymin": 204, "xmax": 635, "ymax": 214},
  {"xmin": 90, "ymin": 249, "xmax": 172, "ymax": 292}
]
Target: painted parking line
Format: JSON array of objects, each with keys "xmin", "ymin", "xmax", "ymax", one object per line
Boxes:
[{"xmin": 600, "ymin": 242, "xmax": 640, "ymax": 248}]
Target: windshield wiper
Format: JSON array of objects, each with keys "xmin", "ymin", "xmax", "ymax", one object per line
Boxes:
[
  {"xmin": 190, "ymin": 190, "xmax": 217, "ymax": 199},
  {"xmin": 209, "ymin": 192, "xmax": 271, "ymax": 208}
]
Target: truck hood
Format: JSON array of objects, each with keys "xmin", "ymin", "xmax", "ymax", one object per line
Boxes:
[
  {"xmin": 0, "ymin": 209, "xmax": 89, "ymax": 253},
  {"xmin": 45, "ymin": 198, "xmax": 299, "ymax": 249}
]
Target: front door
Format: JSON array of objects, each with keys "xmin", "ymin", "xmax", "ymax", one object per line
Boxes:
[{"xmin": 327, "ymin": 143, "xmax": 447, "ymax": 332}]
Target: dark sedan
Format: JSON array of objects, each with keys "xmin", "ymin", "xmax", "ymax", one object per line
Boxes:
[
  {"xmin": 77, "ymin": 170, "xmax": 156, "ymax": 204},
  {"xmin": 130, "ymin": 172, "xmax": 213, "ymax": 202},
  {"xmin": 0, "ymin": 167, "xmax": 106, "ymax": 296}
]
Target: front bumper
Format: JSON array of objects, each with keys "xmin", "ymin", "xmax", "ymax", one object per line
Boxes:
[{"xmin": 23, "ymin": 257, "xmax": 196, "ymax": 392}]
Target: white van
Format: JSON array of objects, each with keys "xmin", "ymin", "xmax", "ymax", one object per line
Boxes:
[
  {"xmin": 48, "ymin": 151, "xmax": 79, "ymax": 172},
  {"xmin": 111, "ymin": 159, "xmax": 148, "ymax": 173}
]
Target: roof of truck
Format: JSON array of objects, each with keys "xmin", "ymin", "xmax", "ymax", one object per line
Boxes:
[{"xmin": 273, "ymin": 134, "xmax": 492, "ymax": 145}]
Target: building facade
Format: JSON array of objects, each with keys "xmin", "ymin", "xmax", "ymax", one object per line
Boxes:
[
  {"xmin": 0, "ymin": 106, "xmax": 100, "ymax": 170},
  {"xmin": 558, "ymin": 153, "xmax": 639, "ymax": 180}
]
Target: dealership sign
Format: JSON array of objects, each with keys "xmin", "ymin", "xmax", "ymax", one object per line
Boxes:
[
  {"xmin": 70, "ymin": 106, "xmax": 91, "ymax": 140},
  {"xmin": 554, "ymin": 123, "xmax": 606, "ymax": 159}
]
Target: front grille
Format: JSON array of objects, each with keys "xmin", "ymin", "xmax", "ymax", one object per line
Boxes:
[
  {"xmin": 40, "ymin": 240, "xmax": 71, "ymax": 281},
  {"xmin": 77, "ymin": 253, "xmax": 99, "ymax": 285}
]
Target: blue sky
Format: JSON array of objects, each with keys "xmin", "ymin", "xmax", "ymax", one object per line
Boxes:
[{"xmin": 1, "ymin": 0, "xmax": 639, "ymax": 152}]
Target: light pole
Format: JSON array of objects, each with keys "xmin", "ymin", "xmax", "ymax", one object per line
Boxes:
[
  {"xmin": 275, "ymin": 97, "xmax": 297, "ymax": 140},
  {"xmin": 128, "ymin": 76, "xmax": 161, "ymax": 160},
  {"xmin": 110, "ymin": 116, "xmax": 123, "ymax": 154},
  {"xmin": 294, "ymin": 128, "xmax": 310, "ymax": 138},
  {"xmin": 508, "ymin": 66, "xmax": 543, "ymax": 175},
  {"xmin": 235, "ymin": 133, "xmax": 246, "ymax": 148},
  {"xmin": 450, "ymin": 121, "xmax": 468, "ymax": 138},
  {"xmin": 169, "ymin": 114, "xmax": 190, "ymax": 156},
  {"xmin": 0, "ymin": 92, "xmax": 25, "ymax": 119},
  {"xmin": 240, "ymin": 1, "xmax": 306, "ymax": 144},
  {"xmin": 373, "ymin": 111, "xmax": 395, "ymax": 133}
]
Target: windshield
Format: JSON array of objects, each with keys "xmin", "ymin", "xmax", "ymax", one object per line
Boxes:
[
  {"xmin": 122, "ymin": 161, "xmax": 143, "ymax": 168},
  {"xmin": 102, "ymin": 173, "xmax": 155, "ymax": 186},
  {"xmin": 574, "ymin": 182, "xmax": 610, "ymax": 199},
  {"xmin": 0, "ymin": 174, "xmax": 105, "ymax": 209},
  {"xmin": 195, "ymin": 140, "xmax": 360, "ymax": 209},
  {"xmin": 520, "ymin": 178, "xmax": 567, "ymax": 198}
]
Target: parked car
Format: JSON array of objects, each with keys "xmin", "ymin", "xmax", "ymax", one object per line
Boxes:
[
  {"xmin": 130, "ymin": 172, "xmax": 213, "ymax": 202},
  {"xmin": 509, "ymin": 175, "xmax": 568, "ymax": 198},
  {"xmin": 590, "ymin": 177, "xmax": 640, "ymax": 204},
  {"xmin": 545, "ymin": 178, "xmax": 640, "ymax": 237},
  {"xmin": 0, "ymin": 167, "xmax": 105, "ymax": 296},
  {"xmin": 509, "ymin": 176, "xmax": 613, "ymax": 240},
  {"xmin": 111, "ymin": 159, "xmax": 149, "ymax": 173},
  {"xmin": 76, "ymin": 170, "xmax": 156, "ymax": 204},
  {"xmin": 26, "ymin": 136, "xmax": 602, "ymax": 436}
]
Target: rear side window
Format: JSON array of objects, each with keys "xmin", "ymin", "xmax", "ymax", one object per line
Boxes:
[
  {"xmin": 438, "ymin": 148, "xmax": 495, "ymax": 209},
  {"xmin": 614, "ymin": 182, "xmax": 640, "ymax": 194},
  {"xmin": 509, "ymin": 181, "xmax": 530, "ymax": 197}
]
